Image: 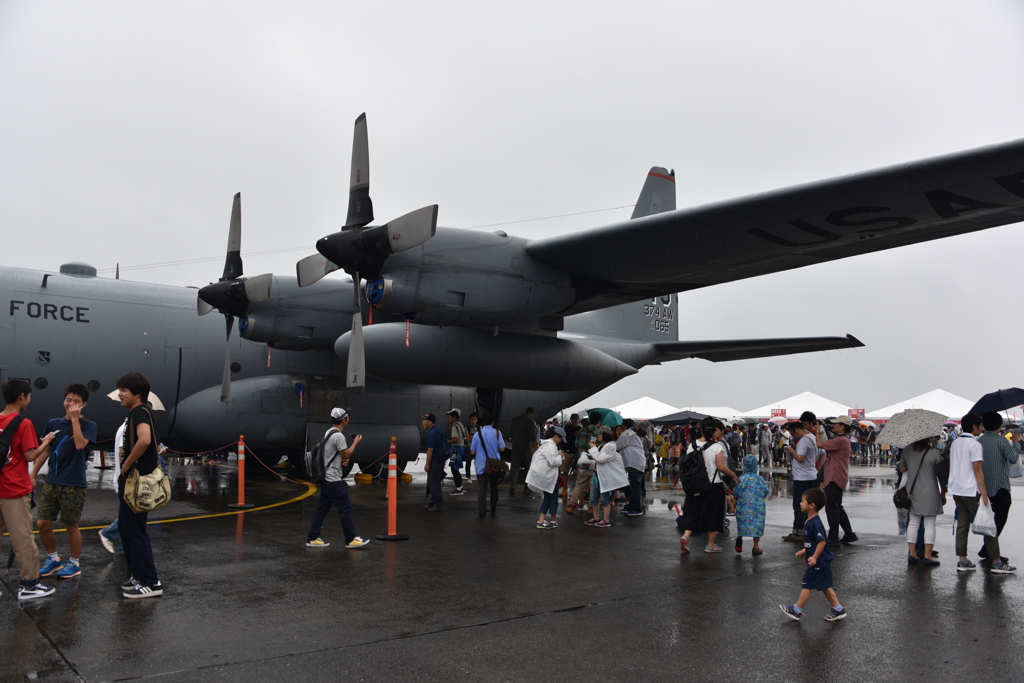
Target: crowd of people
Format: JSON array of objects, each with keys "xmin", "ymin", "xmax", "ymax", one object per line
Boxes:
[
  {"xmin": 0, "ymin": 374, "xmax": 164, "ymax": 601},
  {"xmin": 4, "ymin": 378, "xmax": 1020, "ymax": 616}
]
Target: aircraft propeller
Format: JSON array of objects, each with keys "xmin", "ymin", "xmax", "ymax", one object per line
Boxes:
[
  {"xmin": 197, "ymin": 192, "xmax": 273, "ymax": 402},
  {"xmin": 295, "ymin": 113, "xmax": 438, "ymax": 390}
]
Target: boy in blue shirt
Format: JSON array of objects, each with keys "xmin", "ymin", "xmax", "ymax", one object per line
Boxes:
[
  {"xmin": 32, "ymin": 384, "xmax": 97, "ymax": 580},
  {"xmin": 780, "ymin": 487, "xmax": 847, "ymax": 622}
]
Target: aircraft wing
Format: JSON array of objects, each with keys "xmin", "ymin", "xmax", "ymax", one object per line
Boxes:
[
  {"xmin": 652, "ymin": 334, "xmax": 863, "ymax": 364},
  {"xmin": 527, "ymin": 138, "xmax": 1024, "ymax": 314}
]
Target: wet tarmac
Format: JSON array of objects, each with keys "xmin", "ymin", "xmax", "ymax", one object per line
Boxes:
[{"xmin": 3, "ymin": 457, "xmax": 1024, "ymax": 681}]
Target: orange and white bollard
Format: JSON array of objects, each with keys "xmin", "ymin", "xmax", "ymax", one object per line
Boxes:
[
  {"xmin": 375, "ymin": 437, "xmax": 409, "ymax": 541},
  {"xmin": 228, "ymin": 436, "xmax": 255, "ymax": 509}
]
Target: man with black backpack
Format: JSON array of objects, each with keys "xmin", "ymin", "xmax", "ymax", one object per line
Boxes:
[{"xmin": 305, "ymin": 408, "xmax": 369, "ymax": 549}]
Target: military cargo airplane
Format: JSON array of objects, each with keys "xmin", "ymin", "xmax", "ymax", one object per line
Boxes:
[{"xmin": 3, "ymin": 114, "xmax": 1023, "ymax": 473}]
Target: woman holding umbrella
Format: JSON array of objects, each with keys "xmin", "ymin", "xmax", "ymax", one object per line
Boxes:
[
  {"xmin": 897, "ymin": 436, "xmax": 945, "ymax": 566},
  {"xmin": 879, "ymin": 409, "xmax": 949, "ymax": 565}
]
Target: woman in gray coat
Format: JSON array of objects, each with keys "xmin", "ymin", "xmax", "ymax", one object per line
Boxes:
[{"xmin": 897, "ymin": 436, "xmax": 944, "ymax": 566}]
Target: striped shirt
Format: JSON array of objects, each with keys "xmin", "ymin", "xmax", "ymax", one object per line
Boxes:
[{"xmin": 978, "ymin": 430, "xmax": 1021, "ymax": 496}]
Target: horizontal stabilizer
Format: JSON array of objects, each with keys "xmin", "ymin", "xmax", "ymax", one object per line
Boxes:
[{"xmin": 653, "ymin": 334, "xmax": 863, "ymax": 363}]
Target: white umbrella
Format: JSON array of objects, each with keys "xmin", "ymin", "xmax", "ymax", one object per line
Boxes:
[
  {"xmin": 859, "ymin": 420, "xmax": 878, "ymax": 429},
  {"xmin": 768, "ymin": 416, "xmax": 789, "ymax": 425},
  {"xmin": 877, "ymin": 409, "xmax": 946, "ymax": 448},
  {"xmin": 106, "ymin": 389, "xmax": 166, "ymax": 411}
]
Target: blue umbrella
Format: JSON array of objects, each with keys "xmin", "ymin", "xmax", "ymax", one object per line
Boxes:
[{"xmin": 971, "ymin": 388, "xmax": 1024, "ymax": 414}]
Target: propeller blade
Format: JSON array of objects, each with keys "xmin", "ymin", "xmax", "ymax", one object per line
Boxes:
[
  {"xmin": 347, "ymin": 273, "xmax": 365, "ymax": 390},
  {"xmin": 243, "ymin": 273, "xmax": 273, "ymax": 303},
  {"xmin": 197, "ymin": 295, "xmax": 214, "ymax": 316},
  {"xmin": 296, "ymin": 253, "xmax": 340, "ymax": 288},
  {"xmin": 221, "ymin": 314, "xmax": 234, "ymax": 402},
  {"xmin": 345, "ymin": 113, "xmax": 373, "ymax": 229},
  {"xmin": 223, "ymin": 192, "xmax": 243, "ymax": 280},
  {"xmin": 381, "ymin": 205, "xmax": 438, "ymax": 254}
]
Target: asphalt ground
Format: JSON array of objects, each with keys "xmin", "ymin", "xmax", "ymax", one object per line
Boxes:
[{"xmin": 3, "ymin": 457, "xmax": 1024, "ymax": 682}]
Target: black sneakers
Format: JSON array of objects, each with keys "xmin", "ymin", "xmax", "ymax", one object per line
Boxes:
[{"xmin": 123, "ymin": 582, "xmax": 163, "ymax": 599}]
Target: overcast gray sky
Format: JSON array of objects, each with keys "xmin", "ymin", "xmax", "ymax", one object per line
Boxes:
[{"xmin": 2, "ymin": 1, "xmax": 1022, "ymax": 414}]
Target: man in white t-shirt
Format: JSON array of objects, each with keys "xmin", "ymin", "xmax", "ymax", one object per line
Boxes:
[
  {"xmin": 304, "ymin": 408, "xmax": 369, "ymax": 550},
  {"xmin": 948, "ymin": 413, "xmax": 1000, "ymax": 572},
  {"xmin": 782, "ymin": 420, "xmax": 821, "ymax": 542},
  {"xmin": 98, "ymin": 419, "xmax": 128, "ymax": 555}
]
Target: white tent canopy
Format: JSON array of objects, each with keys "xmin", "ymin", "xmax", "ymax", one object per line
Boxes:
[
  {"xmin": 868, "ymin": 389, "xmax": 974, "ymax": 419},
  {"xmin": 675, "ymin": 406, "xmax": 746, "ymax": 419},
  {"xmin": 742, "ymin": 391, "xmax": 850, "ymax": 419},
  {"xmin": 611, "ymin": 397, "xmax": 679, "ymax": 419}
]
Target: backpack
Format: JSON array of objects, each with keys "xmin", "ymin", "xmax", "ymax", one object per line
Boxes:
[
  {"xmin": 0, "ymin": 415, "xmax": 25, "ymax": 466},
  {"xmin": 305, "ymin": 428, "xmax": 340, "ymax": 484},
  {"xmin": 437, "ymin": 427, "xmax": 452, "ymax": 461},
  {"xmin": 681, "ymin": 440, "xmax": 718, "ymax": 497}
]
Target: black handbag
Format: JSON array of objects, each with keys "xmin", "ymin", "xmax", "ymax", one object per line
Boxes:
[{"xmin": 893, "ymin": 448, "xmax": 928, "ymax": 510}]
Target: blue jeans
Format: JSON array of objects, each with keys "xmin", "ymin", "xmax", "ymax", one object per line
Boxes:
[
  {"xmin": 589, "ymin": 482, "xmax": 613, "ymax": 507},
  {"xmin": 540, "ymin": 486, "xmax": 560, "ymax": 516},
  {"xmin": 307, "ymin": 481, "xmax": 357, "ymax": 543},
  {"xmin": 624, "ymin": 467, "xmax": 644, "ymax": 512},
  {"xmin": 791, "ymin": 479, "xmax": 816, "ymax": 533},
  {"xmin": 101, "ymin": 518, "xmax": 123, "ymax": 552},
  {"xmin": 102, "ymin": 519, "xmax": 120, "ymax": 541}
]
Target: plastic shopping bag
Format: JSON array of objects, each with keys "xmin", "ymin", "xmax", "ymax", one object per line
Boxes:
[{"xmin": 971, "ymin": 501, "xmax": 998, "ymax": 537}]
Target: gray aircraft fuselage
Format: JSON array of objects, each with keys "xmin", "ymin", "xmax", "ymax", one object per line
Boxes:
[{"xmin": 0, "ymin": 261, "xmax": 666, "ymax": 469}]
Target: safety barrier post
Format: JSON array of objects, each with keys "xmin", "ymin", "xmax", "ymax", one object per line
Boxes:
[
  {"xmin": 375, "ymin": 437, "xmax": 409, "ymax": 541},
  {"xmin": 94, "ymin": 450, "xmax": 114, "ymax": 470},
  {"xmin": 228, "ymin": 436, "xmax": 255, "ymax": 509}
]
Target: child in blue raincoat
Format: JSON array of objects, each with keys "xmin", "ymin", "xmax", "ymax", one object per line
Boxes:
[{"xmin": 734, "ymin": 454, "xmax": 770, "ymax": 555}]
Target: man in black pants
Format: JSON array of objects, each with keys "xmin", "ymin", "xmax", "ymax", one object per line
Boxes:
[
  {"xmin": 116, "ymin": 372, "xmax": 164, "ymax": 598},
  {"xmin": 470, "ymin": 413, "xmax": 505, "ymax": 516},
  {"xmin": 977, "ymin": 412, "xmax": 1021, "ymax": 565},
  {"xmin": 305, "ymin": 408, "xmax": 370, "ymax": 549},
  {"xmin": 817, "ymin": 415, "xmax": 858, "ymax": 546}
]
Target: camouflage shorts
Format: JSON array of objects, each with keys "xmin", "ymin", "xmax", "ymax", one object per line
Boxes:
[{"xmin": 37, "ymin": 482, "xmax": 86, "ymax": 526}]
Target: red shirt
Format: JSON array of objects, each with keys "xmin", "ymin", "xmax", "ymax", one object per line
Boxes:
[
  {"xmin": 821, "ymin": 434, "xmax": 852, "ymax": 490},
  {"xmin": 0, "ymin": 413, "xmax": 39, "ymax": 499}
]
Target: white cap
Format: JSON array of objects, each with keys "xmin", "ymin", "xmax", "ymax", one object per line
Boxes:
[{"xmin": 330, "ymin": 407, "xmax": 349, "ymax": 421}]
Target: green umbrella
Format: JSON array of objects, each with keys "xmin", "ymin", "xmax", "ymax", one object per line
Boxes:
[{"xmin": 584, "ymin": 407, "xmax": 623, "ymax": 427}]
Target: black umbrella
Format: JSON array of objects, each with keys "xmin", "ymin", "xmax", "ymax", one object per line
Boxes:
[
  {"xmin": 650, "ymin": 410, "xmax": 711, "ymax": 425},
  {"xmin": 971, "ymin": 388, "xmax": 1024, "ymax": 414}
]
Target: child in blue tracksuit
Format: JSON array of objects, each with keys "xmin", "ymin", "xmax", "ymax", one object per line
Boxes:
[{"xmin": 779, "ymin": 487, "xmax": 847, "ymax": 622}]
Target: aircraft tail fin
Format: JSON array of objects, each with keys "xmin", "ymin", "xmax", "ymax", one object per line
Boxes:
[
  {"xmin": 563, "ymin": 294, "xmax": 677, "ymax": 343},
  {"xmin": 630, "ymin": 167, "xmax": 676, "ymax": 219}
]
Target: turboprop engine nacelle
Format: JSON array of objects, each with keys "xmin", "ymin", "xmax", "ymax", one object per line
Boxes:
[
  {"xmin": 334, "ymin": 323, "xmax": 637, "ymax": 391},
  {"xmin": 235, "ymin": 276, "xmax": 352, "ymax": 351},
  {"xmin": 365, "ymin": 228, "xmax": 576, "ymax": 327}
]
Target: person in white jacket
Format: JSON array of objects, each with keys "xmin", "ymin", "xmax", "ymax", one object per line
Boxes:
[
  {"xmin": 580, "ymin": 425, "xmax": 629, "ymax": 528},
  {"xmin": 526, "ymin": 426, "xmax": 567, "ymax": 529}
]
